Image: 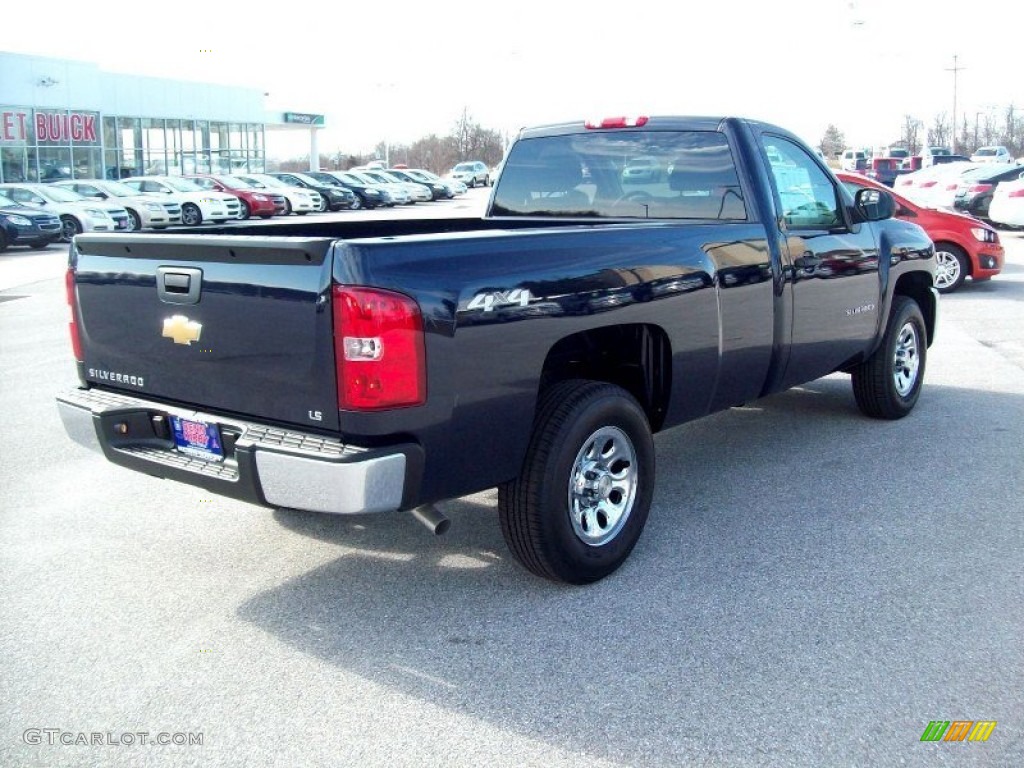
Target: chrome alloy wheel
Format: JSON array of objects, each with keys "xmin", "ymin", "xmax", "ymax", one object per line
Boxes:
[
  {"xmin": 568, "ymin": 426, "xmax": 638, "ymax": 546},
  {"xmin": 933, "ymin": 249, "xmax": 961, "ymax": 290},
  {"xmin": 893, "ymin": 322, "xmax": 921, "ymax": 397}
]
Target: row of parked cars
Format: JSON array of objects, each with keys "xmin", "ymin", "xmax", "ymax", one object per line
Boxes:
[
  {"xmin": 842, "ymin": 157, "xmax": 1024, "ymax": 293},
  {"xmin": 0, "ymin": 166, "xmax": 477, "ymax": 252}
]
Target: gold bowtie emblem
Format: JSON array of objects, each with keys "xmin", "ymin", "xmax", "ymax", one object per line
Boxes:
[{"xmin": 162, "ymin": 315, "xmax": 203, "ymax": 345}]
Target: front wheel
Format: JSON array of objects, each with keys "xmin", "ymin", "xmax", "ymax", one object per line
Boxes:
[
  {"xmin": 851, "ymin": 296, "xmax": 928, "ymax": 419},
  {"xmin": 60, "ymin": 215, "xmax": 83, "ymax": 242},
  {"xmin": 498, "ymin": 380, "xmax": 655, "ymax": 584},
  {"xmin": 350, "ymin": 196, "xmax": 362, "ymax": 210},
  {"xmin": 125, "ymin": 208, "xmax": 142, "ymax": 231},
  {"xmin": 237, "ymin": 200, "xmax": 251, "ymax": 220},
  {"xmin": 181, "ymin": 203, "xmax": 202, "ymax": 227},
  {"xmin": 933, "ymin": 242, "xmax": 968, "ymax": 293}
]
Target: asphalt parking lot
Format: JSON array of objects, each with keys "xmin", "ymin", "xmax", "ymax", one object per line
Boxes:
[{"xmin": 1, "ymin": 199, "xmax": 1021, "ymax": 767}]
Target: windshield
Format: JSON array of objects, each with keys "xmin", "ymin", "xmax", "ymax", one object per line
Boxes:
[
  {"xmin": 218, "ymin": 175, "xmax": 256, "ymax": 189},
  {"xmin": 492, "ymin": 130, "xmax": 747, "ymax": 220},
  {"xmin": 164, "ymin": 178, "xmax": 203, "ymax": 192},
  {"xmin": 287, "ymin": 173, "xmax": 319, "ymax": 186},
  {"xmin": 97, "ymin": 181, "xmax": 139, "ymax": 197},
  {"xmin": 975, "ymin": 148, "xmax": 996, "ymax": 156},
  {"xmin": 335, "ymin": 173, "xmax": 361, "ymax": 185},
  {"xmin": 41, "ymin": 186, "xmax": 86, "ymax": 202},
  {"xmin": 350, "ymin": 172, "xmax": 379, "ymax": 185},
  {"xmin": 454, "ymin": 163, "xmax": 476, "ymax": 172}
]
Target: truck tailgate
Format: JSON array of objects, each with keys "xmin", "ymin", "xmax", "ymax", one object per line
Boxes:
[{"xmin": 70, "ymin": 234, "xmax": 341, "ymax": 431}]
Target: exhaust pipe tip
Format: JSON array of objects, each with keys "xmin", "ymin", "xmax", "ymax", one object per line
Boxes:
[{"xmin": 410, "ymin": 504, "xmax": 450, "ymax": 535}]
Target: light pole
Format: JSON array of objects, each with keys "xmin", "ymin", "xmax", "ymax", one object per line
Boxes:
[{"xmin": 945, "ymin": 55, "xmax": 966, "ymax": 154}]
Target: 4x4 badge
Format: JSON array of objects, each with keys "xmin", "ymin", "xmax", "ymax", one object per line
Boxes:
[{"xmin": 162, "ymin": 315, "xmax": 203, "ymax": 345}]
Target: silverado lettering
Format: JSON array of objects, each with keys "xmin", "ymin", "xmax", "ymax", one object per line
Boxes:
[{"xmin": 57, "ymin": 115, "xmax": 937, "ymax": 584}]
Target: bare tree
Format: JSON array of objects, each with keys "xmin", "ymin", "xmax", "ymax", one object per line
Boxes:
[
  {"xmin": 927, "ymin": 113, "xmax": 950, "ymax": 148},
  {"xmin": 900, "ymin": 115, "xmax": 924, "ymax": 155}
]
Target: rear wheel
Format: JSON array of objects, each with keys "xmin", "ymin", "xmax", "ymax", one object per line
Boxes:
[
  {"xmin": 933, "ymin": 242, "xmax": 968, "ymax": 293},
  {"xmin": 498, "ymin": 380, "xmax": 655, "ymax": 584},
  {"xmin": 181, "ymin": 203, "xmax": 202, "ymax": 227},
  {"xmin": 0, "ymin": 229, "xmax": 8, "ymax": 251},
  {"xmin": 851, "ymin": 296, "xmax": 928, "ymax": 419}
]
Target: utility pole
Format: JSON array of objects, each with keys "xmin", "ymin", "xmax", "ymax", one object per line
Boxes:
[{"xmin": 945, "ymin": 55, "xmax": 966, "ymax": 153}]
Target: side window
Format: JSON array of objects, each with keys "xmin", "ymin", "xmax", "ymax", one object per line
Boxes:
[
  {"xmin": 192, "ymin": 178, "xmax": 214, "ymax": 189},
  {"xmin": 763, "ymin": 136, "xmax": 841, "ymax": 229}
]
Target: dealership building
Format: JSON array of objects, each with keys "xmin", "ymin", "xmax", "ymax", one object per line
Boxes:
[{"xmin": 0, "ymin": 52, "xmax": 323, "ymax": 183}]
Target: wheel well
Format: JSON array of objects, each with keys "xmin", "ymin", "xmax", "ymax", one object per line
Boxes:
[
  {"xmin": 932, "ymin": 240, "xmax": 971, "ymax": 276},
  {"xmin": 893, "ymin": 272, "xmax": 936, "ymax": 345},
  {"xmin": 539, "ymin": 324, "xmax": 672, "ymax": 431}
]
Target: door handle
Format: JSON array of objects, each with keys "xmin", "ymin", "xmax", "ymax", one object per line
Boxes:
[{"xmin": 157, "ymin": 267, "xmax": 203, "ymax": 305}]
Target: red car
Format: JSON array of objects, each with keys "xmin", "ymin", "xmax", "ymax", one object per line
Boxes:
[
  {"xmin": 838, "ymin": 171, "xmax": 1003, "ymax": 293},
  {"xmin": 185, "ymin": 174, "xmax": 281, "ymax": 220}
]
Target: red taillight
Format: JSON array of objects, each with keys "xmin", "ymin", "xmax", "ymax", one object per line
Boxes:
[
  {"xmin": 585, "ymin": 116, "xmax": 649, "ymax": 129},
  {"xmin": 969, "ymin": 183, "xmax": 993, "ymax": 194},
  {"xmin": 1008, "ymin": 188, "xmax": 1024, "ymax": 198},
  {"xmin": 919, "ymin": 181, "xmax": 937, "ymax": 188},
  {"xmin": 332, "ymin": 286, "xmax": 425, "ymax": 410},
  {"xmin": 65, "ymin": 267, "xmax": 83, "ymax": 362}
]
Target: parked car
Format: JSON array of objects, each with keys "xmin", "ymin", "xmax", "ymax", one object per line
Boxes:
[
  {"xmin": 621, "ymin": 156, "xmax": 663, "ymax": 183},
  {"xmin": 840, "ymin": 149, "xmax": 868, "ymax": 171},
  {"xmin": 970, "ymin": 146, "xmax": 1012, "ymax": 164},
  {"xmin": 865, "ymin": 157, "xmax": 906, "ymax": 187},
  {"xmin": 931, "ymin": 154, "xmax": 972, "ymax": 166},
  {"xmin": 447, "ymin": 160, "xmax": 489, "ymax": 187},
  {"xmin": 951, "ymin": 164, "xmax": 1024, "ymax": 220},
  {"xmin": 920, "ymin": 146, "xmax": 952, "ymax": 167},
  {"xmin": 402, "ymin": 169, "xmax": 458, "ymax": 198},
  {"xmin": 385, "ymin": 169, "xmax": 450, "ymax": 200},
  {"xmin": 839, "ymin": 171, "xmax": 1003, "ymax": 293},
  {"xmin": 893, "ymin": 162, "xmax": 977, "ymax": 207},
  {"xmin": 987, "ymin": 177, "xmax": 1024, "ymax": 229},
  {"xmin": 53, "ymin": 179, "xmax": 182, "ymax": 230},
  {"xmin": 121, "ymin": 176, "xmax": 241, "ymax": 225},
  {"xmin": 0, "ymin": 191, "xmax": 63, "ymax": 250},
  {"xmin": 346, "ymin": 171, "xmax": 408, "ymax": 205},
  {"xmin": 185, "ymin": 175, "xmax": 280, "ymax": 219},
  {"xmin": 0, "ymin": 182, "xmax": 124, "ymax": 241},
  {"xmin": 306, "ymin": 171, "xmax": 389, "ymax": 209},
  {"xmin": 232, "ymin": 173, "xmax": 319, "ymax": 215},
  {"xmin": 361, "ymin": 170, "xmax": 432, "ymax": 202},
  {"xmin": 266, "ymin": 172, "xmax": 357, "ymax": 211}
]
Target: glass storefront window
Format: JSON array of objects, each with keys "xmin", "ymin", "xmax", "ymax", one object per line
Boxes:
[
  {"xmin": 181, "ymin": 120, "xmax": 195, "ymax": 151},
  {"xmin": 72, "ymin": 147, "xmax": 102, "ymax": 179},
  {"xmin": 229, "ymin": 123, "xmax": 244, "ymax": 151},
  {"xmin": 209, "ymin": 122, "xmax": 229, "ymax": 153},
  {"xmin": 37, "ymin": 147, "xmax": 73, "ymax": 181},
  {"xmin": 103, "ymin": 116, "xmax": 117, "ymax": 149},
  {"xmin": 1, "ymin": 146, "xmax": 28, "ymax": 183}
]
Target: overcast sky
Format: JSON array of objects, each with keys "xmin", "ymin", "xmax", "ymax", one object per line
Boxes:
[{"xmin": 3, "ymin": 0, "xmax": 1022, "ymax": 159}]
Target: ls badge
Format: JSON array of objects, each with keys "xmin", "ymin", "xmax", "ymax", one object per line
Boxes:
[{"xmin": 163, "ymin": 315, "xmax": 203, "ymax": 345}]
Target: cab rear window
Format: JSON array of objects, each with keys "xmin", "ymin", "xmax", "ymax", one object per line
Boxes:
[{"xmin": 491, "ymin": 131, "xmax": 747, "ymax": 220}]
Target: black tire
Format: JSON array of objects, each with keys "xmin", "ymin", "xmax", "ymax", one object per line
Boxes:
[
  {"xmin": 350, "ymin": 196, "xmax": 362, "ymax": 210},
  {"xmin": 933, "ymin": 242, "xmax": 968, "ymax": 293},
  {"xmin": 29, "ymin": 240, "xmax": 52, "ymax": 249},
  {"xmin": 498, "ymin": 380, "xmax": 655, "ymax": 584},
  {"xmin": 238, "ymin": 200, "xmax": 251, "ymax": 220},
  {"xmin": 852, "ymin": 296, "xmax": 928, "ymax": 420},
  {"xmin": 316, "ymin": 195, "xmax": 328, "ymax": 213},
  {"xmin": 282, "ymin": 199, "xmax": 293, "ymax": 215},
  {"xmin": 296, "ymin": 211, "xmax": 308, "ymax": 216},
  {"xmin": 60, "ymin": 215, "xmax": 82, "ymax": 242},
  {"xmin": 0, "ymin": 229, "xmax": 8, "ymax": 252},
  {"xmin": 181, "ymin": 203, "xmax": 202, "ymax": 227},
  {"xmin": 125, "ymin": 208, "xmax": 142, "ymax": 231}
]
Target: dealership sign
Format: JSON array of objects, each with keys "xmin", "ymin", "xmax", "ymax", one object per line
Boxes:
[
  {"xmin": 1, "ymin": 109, "xmax": 100, "ymax": 145},
  {"xmin": 283, "ymin": 112, "xmax": 325, "ymax": 126}
]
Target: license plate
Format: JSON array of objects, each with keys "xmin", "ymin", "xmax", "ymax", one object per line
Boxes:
[{"xmin": 170, "ymin": 416, "xmax": 224, "ymax": 462}]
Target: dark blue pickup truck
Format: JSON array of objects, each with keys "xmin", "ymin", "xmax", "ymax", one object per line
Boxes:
[{"xmin": 57, "ymin": 116, "xmax": 937, "ymax": 583}]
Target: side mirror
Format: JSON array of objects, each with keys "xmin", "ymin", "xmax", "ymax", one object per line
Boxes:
[{"xmin": 855, "ymin": 187, "xmax": 896, "ymax": 221}]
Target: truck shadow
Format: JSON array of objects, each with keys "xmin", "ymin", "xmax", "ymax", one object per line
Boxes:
[{"xmin": 237, "ymin": 378, "xmax": 1024, "ymax": 765}]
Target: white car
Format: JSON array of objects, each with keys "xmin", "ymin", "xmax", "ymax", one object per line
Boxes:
[
  {"xmin": 362, "ymin": 170, "xmax": 432, "ymax": 202},
  {"xmin": 54, "ymin": 179, "xmax": 182, "ymax": 230},
  {"xmin": 987, "ymin": 178, "xmax": 1024, "ymax": 228},
  {"xmin": 892, "ymin": 162, "xmax": 978, "ymax": 208},
  {"xmin": 233, "ymin": 173, "xmax": 319, "ymax": 215},
  {"xmin": 0, "ymin": 182, "xmax": 124, "ymax": 241},
  {"xmin": 121, "ymin": 176, "xmax": 241, "ymax": 225},
  {"xmin": 447, "ymin": 160, "xmax": 490, "ymax": 187},
  {"xmin": 970, "ymin": 146, "xmax": 1012, "ymax": 164}
]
